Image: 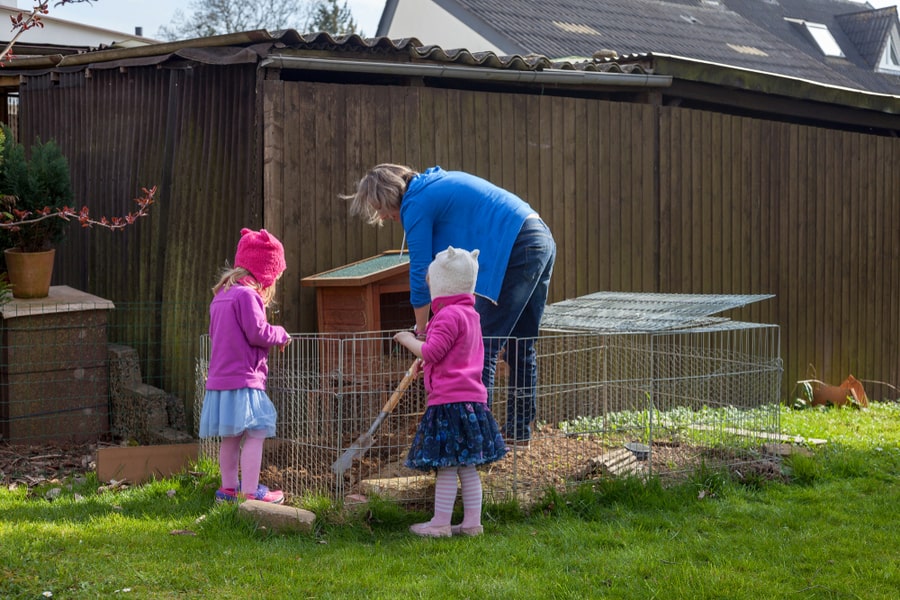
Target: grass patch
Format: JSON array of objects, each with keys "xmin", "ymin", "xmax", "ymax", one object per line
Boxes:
[{"xmin": 2, "ymin": 402, "xmax": 899, "ymax": 599}]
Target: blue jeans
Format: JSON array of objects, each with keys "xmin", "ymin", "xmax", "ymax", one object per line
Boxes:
[{"xmin": 476, "ymin": 217, "xmax": 556, "ymax": 442}]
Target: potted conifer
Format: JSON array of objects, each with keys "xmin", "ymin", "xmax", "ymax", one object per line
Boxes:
[
  {"xmin": 0, "ymin": 125, "xmax": 73, "ymax": 298},
  {"xmin": 0, "ymin": 125, "xmax": 156, "ymax": 299}
]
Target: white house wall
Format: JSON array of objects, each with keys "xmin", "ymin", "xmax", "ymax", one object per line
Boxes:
[
  {"xmin": 382, "ymin": 0, "xmax": 504, "ymax": 54},
  {"xmin": 0, "ymin": 8, "xmax": 145, "ymax": 47}
]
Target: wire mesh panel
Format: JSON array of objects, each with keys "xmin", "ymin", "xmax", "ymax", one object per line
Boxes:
[
  {"xmin": 195, "ymin": 321, "xmax": 782, "ymax": 506},
  {"xmin": 0, "ymin": 295, "xmax": 113, "ymax": 443},
  {"xmin": 0, "ymin": 294, "xmax": 207, "ymax": 446},
  {"xmin": 195, "ymin": 331, "xmax": 429, "ymax": 501},
  {"xmin": 644, "ymin": 323, "xmax": 783, "ymax": 478}
]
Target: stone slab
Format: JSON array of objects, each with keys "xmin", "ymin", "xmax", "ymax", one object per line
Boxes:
[
  {"xmin": 238, "ymin": 499, "xmax": 316, "ymax": 534},
  {"xmin": 1, "ymin": 285, "xmax": 114, "ymax": 319}
]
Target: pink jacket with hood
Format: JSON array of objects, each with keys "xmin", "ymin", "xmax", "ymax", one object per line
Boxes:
[{"xmin": 420, "ymin": 292, "xmax": 488, "ymax": 406}]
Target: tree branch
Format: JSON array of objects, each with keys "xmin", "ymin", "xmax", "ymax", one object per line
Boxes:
[{"xmin": 1, "ymin": 186, "xmax": 157, "ymax": 231}]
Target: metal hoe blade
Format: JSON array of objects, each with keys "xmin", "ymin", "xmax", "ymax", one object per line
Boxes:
[
  {"xmin": 331, "ymin": 360, "xmax": 419, "ymax": 476},
  {"xmin": 330, "ymin": 414, "xmax": 384, "ymax": 475}
]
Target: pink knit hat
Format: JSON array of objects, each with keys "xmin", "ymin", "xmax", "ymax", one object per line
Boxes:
[{"xmin": 234, "ymin": 228, "xmax": 286, "ymax": 288}]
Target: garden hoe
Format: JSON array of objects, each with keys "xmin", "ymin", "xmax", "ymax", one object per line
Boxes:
[{"xmin": 331, "ymin": 359, "xmax": 420, "ymax": 476}]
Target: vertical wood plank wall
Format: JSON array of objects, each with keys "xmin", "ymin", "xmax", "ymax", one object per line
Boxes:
[
  {"xmin": 267, "ymin": 81, "xmax": 900, "ymax": 398},
  {"xmin": 15, "ymin": 70, "xmax": 900, "ymax": 404},
  {"xmin": 269, "ymin": 81, "xmax": 659, "ymax": 333},
  {"xmin": 659, "ymin": 109, "xmax": 899, "ymax": 395},
  {"xmin": 17, "ymin": 65, "xmax": 264, "ymax": 410}
]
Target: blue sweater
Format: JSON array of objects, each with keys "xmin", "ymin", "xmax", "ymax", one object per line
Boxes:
[{"xmin": 400, "ymin": 167, "xmax": 534, "ymax": 308}]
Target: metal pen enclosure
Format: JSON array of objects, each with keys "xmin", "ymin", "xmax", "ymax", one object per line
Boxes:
[{"xmin": 194, "ymin": 293, "xmax": 782, "ymax": 505}]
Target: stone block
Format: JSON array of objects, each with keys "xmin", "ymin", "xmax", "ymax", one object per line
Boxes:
[
  {"xmin": 146, "ymin": 427, "xmax": 195, "ymax": 445},
  {"xmin": 238, "ymin": 499, "xmax": 316, "ymax": 534},
  {"xmin": 111, "ymin": 381, "xmax": 169, "ymax": 444},
  {"xmin": 165, "ymin": 393, "xmax": 187, "ymax": 431},
  {"xmin": 108, "ymin": 344, "xmax": 142, "ymax": 391},
  {"xmin": 108, "ymin": 344, "xmax": 190, "ymax": 442}
]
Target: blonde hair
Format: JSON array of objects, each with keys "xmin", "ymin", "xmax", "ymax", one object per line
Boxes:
[
  {"xmin": 212, "ymin": 266, "xmax": 278, "ymax": 307},
  {"xmin": 342, "ymin": 163, "xmax": 418, "ymax": 226}
]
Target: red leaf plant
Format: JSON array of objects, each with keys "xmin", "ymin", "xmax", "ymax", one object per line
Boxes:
[{"xmin": 1, "ymin": 185, "xmax": 157, "ymax": 232}]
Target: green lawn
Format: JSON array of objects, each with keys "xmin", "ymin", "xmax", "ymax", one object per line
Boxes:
[{"xmin": 2, "ymin": 402, "xmax": 899, "ymax": 599}]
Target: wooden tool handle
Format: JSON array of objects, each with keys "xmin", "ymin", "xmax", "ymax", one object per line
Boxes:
[{"xmin": 381, "ymin": 360, "xmax": 419, "ymax": 414}]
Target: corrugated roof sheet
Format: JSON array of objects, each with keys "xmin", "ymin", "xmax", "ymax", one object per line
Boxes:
[
  {"xmin": 1, "ymin": 30, "xmax": 558, "ymax": 72},
  {"xmin": 540, "ymin": 291, "xmax": 774, "ymax": 333}
]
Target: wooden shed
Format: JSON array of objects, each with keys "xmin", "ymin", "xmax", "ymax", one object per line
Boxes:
[{"xmin": 2, "ymin": 30, "xmax": 898, "ymax": 418}]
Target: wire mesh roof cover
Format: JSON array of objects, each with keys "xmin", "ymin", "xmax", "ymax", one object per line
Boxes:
[{"xmin": 540, "ymin": 292, "xmax": 774, "ymax": 333}]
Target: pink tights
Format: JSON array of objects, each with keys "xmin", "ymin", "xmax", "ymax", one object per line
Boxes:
[
  {"xmin": 429, "ymin": 465, "xmax": 483, "ymax": 528},
  {"xmin": 218, "ymin": 432, "xmax": 264, "ymax": 495}
]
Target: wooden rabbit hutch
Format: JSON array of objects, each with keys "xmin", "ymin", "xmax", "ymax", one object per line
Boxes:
[{"xmin": 300, "ymin": 250, "xmax": 414, "ymax": 382}]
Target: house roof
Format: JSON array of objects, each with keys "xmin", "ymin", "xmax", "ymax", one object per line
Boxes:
[
  {"xmin": 410, "ymin": 0, "xmax": 900, "ymax": 95},
  {"xmin": 835, "ymin": 7, "xmax": 895, "ymax": 67},
  {"xmin": 0, "ymin": 5, "xmax": 155, "ymax": 52},
  {"xmin": 1, "ymin": 29, "xmax": 896, "ymax": 133},
  {"xmin": 721, "ymin": 0, "xmax": 900, "ymax": 94}
]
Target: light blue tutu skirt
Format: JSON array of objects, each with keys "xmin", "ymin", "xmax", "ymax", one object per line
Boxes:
[{"xmin": 199, "ymin": 388, "xmax": 277, "ymax": 438}]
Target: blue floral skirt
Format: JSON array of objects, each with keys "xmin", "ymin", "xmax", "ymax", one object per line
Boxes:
[
  {"xmin": 199, "ymin": 388, "xmax": 277, "ymax": 439},
  {"xmin": 405, "ymin": 402, "xmax": 508, "ymax": 472}
]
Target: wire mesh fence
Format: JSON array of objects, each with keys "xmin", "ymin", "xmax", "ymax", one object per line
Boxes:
[
  {"xmin": 0, "ymin": 293, "xmax": 204, "ymax": 445},
  {"xmin": 196, "ymin": 323, "xmax": 783, "ymax": 506},
  {"xmin": 1, "ymin": 291, "xmax": 783, "ymax": 507}
]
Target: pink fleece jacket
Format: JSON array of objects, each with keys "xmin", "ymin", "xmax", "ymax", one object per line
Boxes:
[
  {"xmin": 205, "ymin": 284, "xmax": 289, "ymax": 391},
  {"xmin": 420, "ymin": 293, "xmax": 487, "ymax": 406}
]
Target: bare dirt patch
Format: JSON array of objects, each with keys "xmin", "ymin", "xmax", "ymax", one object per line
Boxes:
[
  {"xmin": 3, "ymin": 433, "xmax": 787, "ymax": 503},
  {"xmin": 1, "ymin": 441, "xmax": 100, "ymax": 489}
]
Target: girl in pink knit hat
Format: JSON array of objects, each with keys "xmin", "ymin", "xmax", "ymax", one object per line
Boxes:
[{"xmin": 199, "ymin": 228, "xmax": 291, "ymax": 504}]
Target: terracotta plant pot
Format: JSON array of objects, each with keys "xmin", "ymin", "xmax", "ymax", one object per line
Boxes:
[{"xmin": 3, "ymin": 247, "xmax": 56, "ymax": 299}]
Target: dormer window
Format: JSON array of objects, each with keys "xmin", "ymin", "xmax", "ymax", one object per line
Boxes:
[
  {"xmin": 877, "ymin": 26, "xmax": 900, "ymax": 75},
  {"xmin": 786, "ymin": 18, "xmax": 845, "ymax": 58}
]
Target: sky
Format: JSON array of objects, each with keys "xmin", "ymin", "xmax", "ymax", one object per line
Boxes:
[
  {"xmin": 29, "ymin": 0, "xmax": 900, "ymax": 42},
  {"xmin": 45, "ymin": 0, "xmax": 387, "ymax": 39}
]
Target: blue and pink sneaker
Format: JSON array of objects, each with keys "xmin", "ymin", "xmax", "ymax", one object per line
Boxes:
[{"xmin": 215, "ymin": 484, "xmax": 284, "ymax": 504}]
